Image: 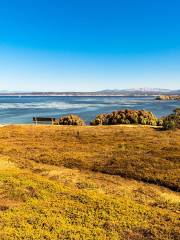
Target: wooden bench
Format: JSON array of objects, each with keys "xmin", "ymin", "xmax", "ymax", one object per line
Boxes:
[{"xmin": 33, "ymin": 117, "xmax": 56, "ymax": 125}]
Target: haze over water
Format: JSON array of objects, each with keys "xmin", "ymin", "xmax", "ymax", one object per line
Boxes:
[{"xmin": 0, "ymin": 96, "xmax": 179, "ymax": 124}]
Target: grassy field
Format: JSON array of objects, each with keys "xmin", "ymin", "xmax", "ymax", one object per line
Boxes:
[{"xmin": 0, "ymin": 125, "xmax": 179, "ymax": 239}]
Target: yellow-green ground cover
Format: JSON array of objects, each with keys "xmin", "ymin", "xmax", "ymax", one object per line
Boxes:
[{"xmin": 0, "ymin": 125, "xmax": 179, "ymax": 239}]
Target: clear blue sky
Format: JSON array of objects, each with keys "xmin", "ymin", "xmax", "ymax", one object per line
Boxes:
[{"xmin": 0, "ymin": 0, "xmax": 180, "ymax": 91}]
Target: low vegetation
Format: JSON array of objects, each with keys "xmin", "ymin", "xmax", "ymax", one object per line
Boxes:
[
  {"xmin": 0, "ymin": 125, "xmax": 179, "ymax": 239},
  {"xmin": 0, "ymin": 125, "xmax": 179, "ymax": 191},
  {"xmin": 56, "ymin": 114, "xmax": 85, "ymax": 126},
  {"xmin": 162, "ymin": 108, "xmax": 180, "ymax": 130},
  {"xmin": 90, "ymin": 109, "xmax": 158, "ymax": 126},
  {"xmin": 52, "ymin": 109, "xmax": 179, "ymax": 130}
]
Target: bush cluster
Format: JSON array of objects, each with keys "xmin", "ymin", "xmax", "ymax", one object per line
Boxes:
[
  {"xmin": 90, "ymin": 109, "xmax": 158, "ymax": 126},
  {"xmin": 56, "ymin": 114, "xmax": 85, "ymax": 126},
  {"xmin": 53, "ymin": 109, "xmax": 180, "ymax": 129},
  {"xmin": 162, "ymin": 108, "xmax": 180, "ymax": 130}
]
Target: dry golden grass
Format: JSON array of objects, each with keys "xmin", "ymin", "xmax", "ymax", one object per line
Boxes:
[
  {"xmin": 0, "ymin": 124, "xmax": 179, "ymax": 190},
  {"xmin": 0, "ymin": 157, "xmax": 16, "ymax": 169},
  {"xmin": 0, "ymin": 125, "xmax": 179, "ymax": 239}
]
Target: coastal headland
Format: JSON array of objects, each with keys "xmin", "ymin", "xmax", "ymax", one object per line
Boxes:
[{"xmin": 156, "ymin": 95, "xmax": 180, "ymax": 100}]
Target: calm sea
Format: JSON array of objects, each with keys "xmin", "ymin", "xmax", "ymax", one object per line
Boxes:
[{"xmin": 0, "ymin": 96, "xmax": 179, "ymax": 124}]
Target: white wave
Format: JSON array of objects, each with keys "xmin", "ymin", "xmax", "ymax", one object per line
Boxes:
[
  {"xmin": 101, "ymin": 99, "xmax": 153, "ymax": 104},
  {"xmin": 0, "ymin": 101, "xmax": 105, "ymax": 110},
  {"xmin": 0, "ymin": 98, "xmax": 156, "ymax": 110}
]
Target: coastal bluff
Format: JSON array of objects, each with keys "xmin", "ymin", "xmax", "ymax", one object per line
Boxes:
[{"xmin": 156, "ymin": 95, "xmax": 180, "ymax": 100}]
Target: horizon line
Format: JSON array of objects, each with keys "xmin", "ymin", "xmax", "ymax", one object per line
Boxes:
[{"xmin": 0, "ymin": 88, "xmax": 179, "ymax": 93}]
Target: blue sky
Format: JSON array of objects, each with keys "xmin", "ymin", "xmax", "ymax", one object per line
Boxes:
[{"xmin": 0, "ymin": 0, "xmax": 180, "ymax": 91}]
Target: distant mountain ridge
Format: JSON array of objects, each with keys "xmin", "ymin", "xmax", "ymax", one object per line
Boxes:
[
  {"xmin": 121, "ymin": 88, "xmax": 171, "ymax": 92},
  {"xmin": 97, "ymin": 88, "xmax": 180, "ymax": 95},
  {"xmin": 0, "ymin": 88, "xmax": 179, "ymax": 96},
  {"xmin": 98, "ymin": 88, "xmax": 172, "ymax": 93}
]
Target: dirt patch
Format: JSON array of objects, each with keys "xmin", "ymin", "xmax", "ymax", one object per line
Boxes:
[{"xmin": 0, "ymin": 199, "xmax": 21, "ymax": 211}]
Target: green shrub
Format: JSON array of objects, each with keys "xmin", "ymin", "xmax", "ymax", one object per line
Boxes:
[
  {"xmin": 157, "ymin": 119, "xmax": 164, "ymax": 126},
  {"xmin": 58, "ymin": 115, "xmax": 85, "ymax": 126},
  {"xmin": 90, "ymin": 110, "xmax": 158, "ymax": 126},
  {"xmin": 90, "ymin": 114, "xmax": 108, "ymax": 125},
  {"xmin": 163, "ymin": 120, "xmax": 176, "ymax": 130},
  {"xmin": 162, "ymin": 108, "xmax": 180, "ymax": 130},
  {"xmin": 132, "ymin": 117, "xmax": 138, "ymax": 124}
]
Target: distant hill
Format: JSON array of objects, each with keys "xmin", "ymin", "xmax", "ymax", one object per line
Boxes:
[
  {"xmin": 96, "ymin": 88, "xmax": 180, "ymax": 95},
  {"xmin": 99, "ymin": 88, "xmax": 171, "ymax": 93},
  {"xmin": 0, "ymin": 88, "xmax": 179, "ymax": 96},
  {"xmin": 170, "ymin": 89, "xmax": 180, "ymax": 95}
]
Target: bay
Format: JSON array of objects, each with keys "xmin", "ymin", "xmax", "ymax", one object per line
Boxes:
[{"xmin": 0, "ymin": 96, "xmax": 179, "ymax": 124}]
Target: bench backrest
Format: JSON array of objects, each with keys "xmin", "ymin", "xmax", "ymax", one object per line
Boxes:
[{"xmin": 33, "ymin": 117, "xmax": 56, "ymax": 122}]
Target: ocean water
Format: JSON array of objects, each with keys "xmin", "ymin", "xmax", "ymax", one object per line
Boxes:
[{"xmin": 0, "ymin": 96, "xmax": 179, "ymax": 124}]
